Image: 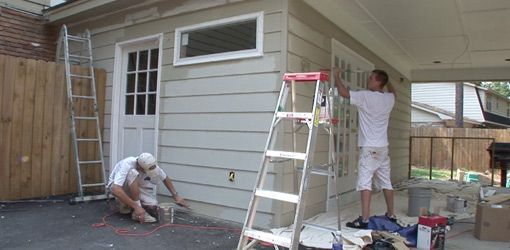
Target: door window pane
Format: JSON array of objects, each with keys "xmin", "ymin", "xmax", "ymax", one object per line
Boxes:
[
  {"xmin": 139, "ymin": 50, "xmax": 148, "ymax": 70},
  {"xmin": 136, "ymin": 95, "xmax": 146, "ymax": 115},
  {"xmin": 137, "ymin": 72, "xmax": 147, "ymax": 92},
  {"xmin": 126, "ymin": 73, "xmax": 136, "ymax": 93},
  {"xmin": 148, "ymin": 94, "xmax": 156, "ymax": 115},
  {"xmin": 125, "ymin": 95, "xmax": 134, "ymax": 114},
  {"xmin": 128, "ymin": 52, "xmax": 136, "ymax": 71},
  {"xmin": 149, "ymin": 71, "xmax": 157, "ymax": 92},
  {"xmin": 150, "ymin": 49, "xmax": 159, "ymax": 69}
]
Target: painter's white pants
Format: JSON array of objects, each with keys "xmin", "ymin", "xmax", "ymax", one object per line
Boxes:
[{"xmin": 356, "ymin": 146, "xmax": 393, "ymax": 191}]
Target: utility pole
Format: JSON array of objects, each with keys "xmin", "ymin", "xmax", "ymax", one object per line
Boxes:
[{"xmin": 455, "ymin": 82, "xmax": 464, "ymax": 127}]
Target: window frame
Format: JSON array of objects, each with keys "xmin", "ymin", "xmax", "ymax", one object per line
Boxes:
[{"xmin": 173, "ymin": 12, "xmax": 264, "ymax": 66}]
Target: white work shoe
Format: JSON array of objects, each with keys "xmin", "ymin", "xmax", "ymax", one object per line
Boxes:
[{"xmin": 131, "ymin": 211, "xmax": 157, "ymax": 223}]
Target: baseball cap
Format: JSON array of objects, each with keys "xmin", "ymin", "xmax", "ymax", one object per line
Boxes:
[{"xmin": 137, "ymin": 152, "xmax": 159, "ymax": 178}]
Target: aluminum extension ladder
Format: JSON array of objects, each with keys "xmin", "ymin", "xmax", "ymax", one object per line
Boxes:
[
  {"xmin": 56, "ymin": 25, "xmax": 108, "ymax": 203},
  {"xmin": 237, "ymin": 72, "xmax": 341, "ymax": 250}
]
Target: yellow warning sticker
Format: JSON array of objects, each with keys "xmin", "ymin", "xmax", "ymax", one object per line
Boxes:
[{"xmin": 314, "ymin": 107, "xmax": 320, "ymax": 127}]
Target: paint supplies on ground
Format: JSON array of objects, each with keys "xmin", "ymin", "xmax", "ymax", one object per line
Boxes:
[{"xmin": 417, "ymin": 214, "xmax": 447, "ymax": 250}]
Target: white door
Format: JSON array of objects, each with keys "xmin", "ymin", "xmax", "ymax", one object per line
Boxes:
[
  {"xmin": 113, "ymin": 38, "xmax": 161, "ymax": 162},
  {"xmin": 328, "ymin": 39, "xmax": 374, "ymax": 210}
]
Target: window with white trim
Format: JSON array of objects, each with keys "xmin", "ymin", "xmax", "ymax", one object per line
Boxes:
[{"xmin": 174, "ymin": 12, "xmax": 263, "ymax": 66}]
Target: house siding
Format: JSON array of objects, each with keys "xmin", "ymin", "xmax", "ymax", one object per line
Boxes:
[
  {"xmin": 65, "ymin": 0, "xmax": 411, "ymax": 229},
  {"xmin": 412, "ymin": 83, "xmax": 485, "ymax": 122},
  {"xmin": 70, "ymin": 0, "xmax": 285, "ymax": 228}
]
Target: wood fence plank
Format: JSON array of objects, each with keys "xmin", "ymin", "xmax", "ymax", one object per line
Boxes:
[
  {"xmin": 20, "ymin": 59, "xmax": 37, "ymax": 199},
  {"xmin": 31, "ymin": 59, "xmax": 47, "ymax": 198},
  {"xmin": 41, "ymin": 61, "xmax": 56, "ymax": 196},
  {"xmin": 0, "ymin": 54, "xmax": 9, "ymax": 199},
  {"xmin": 9, "ymin": 57, "xmax": 27, "ymax": 199},
  {"xmin": 51, "ymin": 63, "xmax": 66, "ymax": 195}
]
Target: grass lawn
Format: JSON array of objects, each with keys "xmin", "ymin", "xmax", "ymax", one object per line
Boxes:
[{"xmin": 410, "ymin": 166, "xmax": 452, "ymax": 180}]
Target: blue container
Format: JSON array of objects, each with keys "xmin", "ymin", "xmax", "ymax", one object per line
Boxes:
[{"xmin": 332, "ymin": 242, "xmax": 343, "ymax": 250}]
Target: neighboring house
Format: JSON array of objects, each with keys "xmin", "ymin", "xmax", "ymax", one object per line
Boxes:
[
  {"xmin": 0, "ymin": 0, "xmax": 57, "ymax": 61},
  {"xmin": 412, "ymin": 83, "xmax": 510, "ymax": 128},
  {"xmin": 41, "ymin": 0, "xmax": 413, "ymax": 228}
]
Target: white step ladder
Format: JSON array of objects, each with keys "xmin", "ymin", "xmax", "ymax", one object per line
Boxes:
[
  {"xmin": 237, "ymin": 72, "xmax": 342, "ymax": 250},
  {"xmin": 56, "ymin": 25, "xmax": 107, "ymax": 203}
]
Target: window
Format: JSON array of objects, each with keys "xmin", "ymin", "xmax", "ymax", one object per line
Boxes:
[
  {"xmin": 174, "ymin": 12, "xmax": 263, "ymax": 66},
  {"xmin": 125, "ymin": 48, "xmax": 158, "ymax": 115},
  {"xmin": 487, "ymin": 100, "xmax": 492, "ymax": 111}
]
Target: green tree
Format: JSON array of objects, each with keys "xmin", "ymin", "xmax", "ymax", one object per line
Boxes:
[{"xmin": 481, "ymin": 82, "xmax": 510, "ymax": 98}]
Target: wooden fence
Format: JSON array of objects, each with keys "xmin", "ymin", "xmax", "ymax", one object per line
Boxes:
[
  {"xmin": 411, "ymin": 127, "xmax": 510, "ymax": 172},
  {"xmin": 0, "ymin": 54, "xmax": 105, "ymax": 200}
]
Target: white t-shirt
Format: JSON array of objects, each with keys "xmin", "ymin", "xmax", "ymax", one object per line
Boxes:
[
  {"xmin": 350, "ymin": 90, "xmax": 395, "ymax": 147},
  {"xmin": 107, "ymin": 156, "xmax": 138, "ymax": 188}
]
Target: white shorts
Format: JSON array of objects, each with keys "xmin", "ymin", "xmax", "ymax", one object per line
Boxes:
[
  {"xmin": 126, "ymin": 169, "xmax": 158, "ymax": 206},
  {"xmin": 356, "ymin": 147, "xmax": 393, "ymax": 191}
]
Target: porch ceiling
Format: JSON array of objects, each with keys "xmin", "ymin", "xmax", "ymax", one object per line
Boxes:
[{"xmin": 304, "ymin": 0, "xmax": 510, "ymax": 82}]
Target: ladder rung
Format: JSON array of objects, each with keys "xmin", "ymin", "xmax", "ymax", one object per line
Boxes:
[
  {"xmin": 76, "ymin": 138, "xmax": 100, "ymax": 142},
  {"xmin": 255, "ymin": 189, "xmax": 299, "ymax": 203},
  {"xmin": 302, "ymin": 222, "xmax": 339, "ymax": 233},
  {"xmin": 82, "ymin": 183, "xmax": 105, "ymax": 188},
  {"xmin": 276, "ymin": 112, "xmax": 313, "ymax": 120},
  {"xmin": 69, "ymin": 54, "xmax": 91, "ymax": 60},
  {"xmin": 71, "ymin": 95, "xmax": 95, "ymax": 99},
  {"xmin": 75, "ymin": 116, "xmax": 98, "ymax": 120},
  {"xmin": 243, "ymin": 229, "xmax": 291, "ymax": 248},
  {"xmin": 266, "ymin": 150, "xmax": 306, "ymax": 160},
  {"xmin": 67, "ymin": 35, "xmax": 89, "ymax": 42},
  {"xmin": 70, "ymin": 74, "xmax": 93, "ymax": 79},
  {"xmin": 79, "ymin": 160, "xmax": 102, "ymax": 164},
  {"xmin": 297, "ymin": 166, "xmax": 334, "ymax": 176}
]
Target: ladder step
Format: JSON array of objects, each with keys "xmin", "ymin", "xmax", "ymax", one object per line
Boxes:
[
  {"xmin": 76, "ymin": 138, "xmax": 100, "ymax": 142},
  {"xmin": 297, "ymin": 166, "xmax": 334, "ymax": 176},
  {"xmin": 81, "ymin": 183, "xmax": 105, "ymax": 188},
  {"xmin": 302, "ymin": 222, "xmax": 339, "ymax": 233},
  {"xmin": 75, "ymin": 116, "xmax": 98, "ymax": 120},
  {"xmin": 69, "ymin": 54, "xmax": 91, "ymax": 60},
  {"xmin": 71, "ymin": 95, "xmax": 95, "ymax": 99},
  {"xmin": 276, "ymin": 112, "xmax": 313, "ymax": 120},
  {"xmin": 67, "ymin": 35, "xmax": 89, "ymax": 42},
  {"xmin": 255, "ymin": 189, "xmax": 299, "ymax": 203},
  {"xmin": 79, "ymin": 160, "xmax": 102, "ymax": 164},
  {"xmin": 266, "ymin": 150, "xmax": 306, "ymax": 160},
  {"xmin": 243, "ymin": 229, "xmax": 291, "ymax": 248},
  {"xmin": 70, "ymin": 74, "xmax": 93, "ymax": 79},
  {"xmin": 283, "ymin": 72, "xmax": 329, "ymax": 81}
]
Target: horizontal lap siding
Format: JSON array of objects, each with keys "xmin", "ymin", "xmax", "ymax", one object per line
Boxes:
[{"xmin": 78, "ymin": 0, "xmax": 285, "ymax": 228}]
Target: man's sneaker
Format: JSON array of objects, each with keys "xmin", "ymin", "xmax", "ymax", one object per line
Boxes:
[
  {"xmin": 131, "ymin": 211, "xmax": 157, "ymax": 223},
  {"xmin": 346, "ymin": 216, "xmax": 368, "ymax": 229},
  {"xmin": 385, "ymin": 213, "xmax": 397, "ymax": 223}
]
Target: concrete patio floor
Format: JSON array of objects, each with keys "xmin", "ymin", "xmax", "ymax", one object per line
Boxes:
[{"xmin": 1, "ymin": 194, "xmax": 509, "ymax": 250}]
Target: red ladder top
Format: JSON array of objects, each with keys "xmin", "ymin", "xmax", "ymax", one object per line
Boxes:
[{"xmin": 283, "ymin": 72, "xmax": 329, "ymax": 82}]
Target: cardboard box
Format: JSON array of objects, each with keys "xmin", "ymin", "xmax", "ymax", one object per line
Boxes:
[
  {"xmin": 417, "ymin": 215, "xmax": 447, "ymax": 250},
  {"xmin": 474, "ymin": 202, "xmax": 510, "ymax": 242}
]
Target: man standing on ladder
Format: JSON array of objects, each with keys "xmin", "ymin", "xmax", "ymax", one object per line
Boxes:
[
  {"xmin": 107, "ymin": 152, "xmax": 187, "ymax": 222},
  {"xmin": 333, "ymin": 67, "xmax": 396, "ymax": 229}
]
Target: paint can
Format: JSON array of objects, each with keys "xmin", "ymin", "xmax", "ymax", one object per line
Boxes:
[
  {"xmin": 158, "ymin": 203, "xmax": 174, "ymax": 224},
  {"xmin": 446, "ymin": 195, "xmax": 467, "ymax": 213}
]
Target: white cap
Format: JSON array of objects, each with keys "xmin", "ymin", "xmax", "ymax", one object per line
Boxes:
[{"xmin": 137, "ymin": 152, "xmax": 158, "ymax": 178}]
